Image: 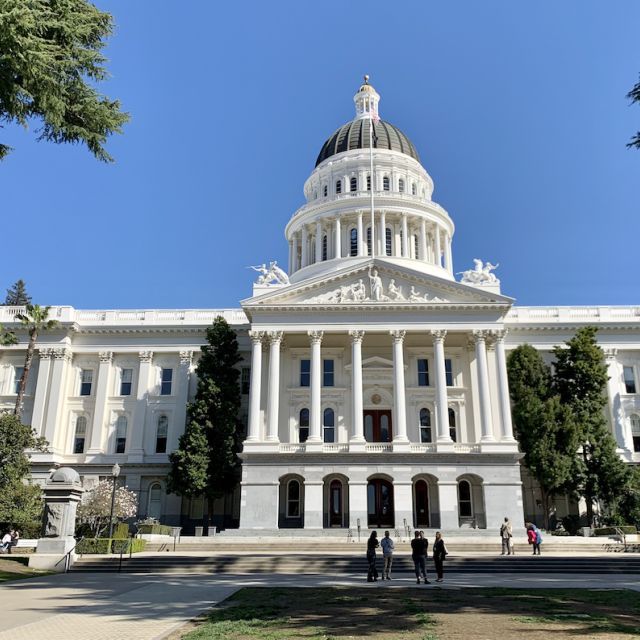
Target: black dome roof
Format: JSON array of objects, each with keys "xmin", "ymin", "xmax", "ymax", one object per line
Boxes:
[{"xmin": 315, "ymin": 118, "xmax": 420, "ymax": 167}]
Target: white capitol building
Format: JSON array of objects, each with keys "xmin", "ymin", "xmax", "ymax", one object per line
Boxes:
[{"xmin": 2, "ymin": 79, "xmax": 639, "ymax": 534}]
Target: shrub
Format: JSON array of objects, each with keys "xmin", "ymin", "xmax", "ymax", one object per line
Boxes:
[
  {"xmin": 76, "ymin": 538, "xmax": 147, "ymax": 554},
  {"xmin": 136, "ymin": 523, "xmax": 173, "ymax": 535},
  {"xmin": 562, "ymin": 515, "xmax": 581, "ymax": 535},
  {"xmin": 593, "ymin": 526, "xmax": 637, "ymax": 536},
  {"xmin": 112, "ymin": 522, "xmax": 129, "ymax": 539},
  {"xmin": 76, "ymin": 538, "xmax": 111, "ymax": 554}
]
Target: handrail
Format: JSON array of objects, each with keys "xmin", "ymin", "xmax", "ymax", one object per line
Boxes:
[
  {"xmin": 55, "ymin": 536, "xmax": 84, "ymax": 573},
  {"xmin": 614, "ymin": 526, "xmax": 628, "ymax": 551}
]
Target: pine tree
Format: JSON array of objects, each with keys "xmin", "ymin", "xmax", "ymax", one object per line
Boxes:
[
  {"xmin": 167, "ymin": 317, "xmax": 243, "ymax": 531},
  {"xmin": 553, "ymin": 326, "xmax": 631, "ymax": 525},
  {"xmin": 4, "ymin": 280, "xmax": 31, "ymax": 306}
]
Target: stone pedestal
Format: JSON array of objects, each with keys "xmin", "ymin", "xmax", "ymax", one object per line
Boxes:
[{"xmin": 29, "ymin": 467, "xmax": 84, "ymax": 572}]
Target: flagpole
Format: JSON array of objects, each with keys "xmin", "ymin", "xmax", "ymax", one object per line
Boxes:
[{"xmin": 369, "ymin": 107, "xmax": 375, "ymax": 258}]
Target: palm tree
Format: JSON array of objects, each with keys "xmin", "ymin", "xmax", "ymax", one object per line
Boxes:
[{"xmin": 14, "ymin": 305, "xmax": 58, "ymax": 418}]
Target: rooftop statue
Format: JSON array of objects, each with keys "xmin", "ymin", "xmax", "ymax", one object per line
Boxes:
[
  {"xmin": 250, "ymin": 261, "xmax": 290, "ymax": 286},
  {"xmin": 459, "ymin": 259, "xmax": 500, "ymax": 286}
]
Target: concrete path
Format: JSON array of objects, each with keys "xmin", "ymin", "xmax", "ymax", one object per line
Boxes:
[{"xmin": 1, "ymin": 570, "xmax": 639, "ymax": 640}]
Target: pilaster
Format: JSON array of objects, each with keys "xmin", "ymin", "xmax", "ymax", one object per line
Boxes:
[
  {"xmin": 86, "ymin": 351, "xmax": 113, "ymax": 456},
  {"xmin": 31, "ymin": 348, "xmax": 53, "ymax": 438},
  {"xmin": 246, "ymin": 331, "xmax": 264, "ymax": 442},
  {"xmin": 266, "ymin": 332, "xmax": 283, "ymax": 443},
  {"xmin": 43, "ymin": 348, "xmax": 72, "ymax": 453},
  {"xmin": 349, "ymin": 330, "xmax": 366, "ymax": 446},
  {"xmin": 129, "ymin": 351, "xmax": 154, "ymax": 461},
  {"xmin": 390, "ymin": 330, "xmax": 409, "ymax": 447},
  {"xmin": 307, "ymin": 330, "xmax": 324, "ymax": 445}
]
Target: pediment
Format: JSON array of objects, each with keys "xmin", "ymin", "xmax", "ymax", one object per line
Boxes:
[{"xmin": 243, "ymin": 260, "xmax": 512, "ymax": 309}]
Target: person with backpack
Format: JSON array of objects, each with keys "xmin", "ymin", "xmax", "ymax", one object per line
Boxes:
[{"xmin": 526, "ymin": 522, "xmax": 542, "ymax": 555}]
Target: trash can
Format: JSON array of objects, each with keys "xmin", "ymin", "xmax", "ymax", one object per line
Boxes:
[
  {"xmin": 170, "ymin": 527, "xmax": 182, "ymax": 542},
  {"xmin": 194, "ymin": 526, "xmax": 203, "ymax": 537},
  {"xmin": 581, "ymin": 526, "xmax": 592, "ymax": 537},
  {"xmin": 207, "ymin": 526, "xmax": 217, "ymax": 537}
]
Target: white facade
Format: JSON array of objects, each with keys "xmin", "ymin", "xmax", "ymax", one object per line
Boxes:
[{"xmin": 2, "ymin": 80, "xmax": 639, "ymax": 532}]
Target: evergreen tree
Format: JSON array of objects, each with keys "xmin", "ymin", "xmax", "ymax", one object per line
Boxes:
[
  {"xmin": 507, "ymin": 345, "xmax": 579, "ymax": 529},
  {"xmin": 4, "ymin": 280, "xmax": 31, "ymax": 306},
  {"xmin": 0, "ymin": 0, "xmax": 129, "ymax": 161},
  {"xmin": 0, "ymin": 414, "xmax": 47, "ymax": 537},
  {"xmin": 553, "ymin": 326, "xmax": 631, "ymax": 525},
  {"xmin": 167, "ymin": 317, "xmax": 243, "ymax": 531}
]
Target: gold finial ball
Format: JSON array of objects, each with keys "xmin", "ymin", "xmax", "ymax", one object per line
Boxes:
[{"xmin": 364, "ymin": 74, "xmax": 370, "ymax": 84}]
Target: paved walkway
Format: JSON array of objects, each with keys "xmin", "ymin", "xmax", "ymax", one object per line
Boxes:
[{"xmin": 1, "ymin": 570, "xmax": 640, "ymax": 640}]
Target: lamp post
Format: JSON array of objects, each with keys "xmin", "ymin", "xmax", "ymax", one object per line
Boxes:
[{"xmin": 108, "ymin": 463, "xmax": 121, "ymax": 539}]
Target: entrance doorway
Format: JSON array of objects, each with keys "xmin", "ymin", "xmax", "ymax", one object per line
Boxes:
[
  {"xmin": 367, "ymin": 479, "xmax": 394, "ymax": 527},
  {"xmin": 329, "ymin": 479, "xmax": 343, "ymax": 527},
  {"xmin": 364, "ymin": 410, "xmax": 392, "ymax": 442},
  {"xmin": 414, "ymin": 479, "xmax": 430, "ymax": 527}
]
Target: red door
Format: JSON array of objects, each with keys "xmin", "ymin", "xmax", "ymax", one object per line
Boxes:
[
  {"xmin": 367, "ymin": 479, "xmax": 394, "ymax": 527},
  {"xmin": 363, "ymin": 410, "xmax": 392, "ymax": 442}
]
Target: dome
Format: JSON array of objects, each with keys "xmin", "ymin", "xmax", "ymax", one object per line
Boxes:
[{"xmin": 315, "ymin": 118, "xmax": 420, "ymax": 167}]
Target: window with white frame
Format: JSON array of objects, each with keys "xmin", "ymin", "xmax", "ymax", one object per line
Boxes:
[
  {"xmin": 120, "ymin": 368, "xmax": 133, "ymax": 396},
  {"xmin": 300, "ymin": 359, "xmax": 310, "ymax": 387},
  {"xmin": 419, "ymin": 408, "xmax": 432, "ymax": 443},
  {"xmin": 323, "ymin": 185, "xmax": 328, "ymax": 197},
  {"xmin": 160, "ymin": 368, "xmax": 173, "ymax": 395},
  {"xmin": 383, "ymin": 176, "xmax": 390, "ymax": 191},
  {"xmin": 417, "ymin": 359, "xmax": 429, "ymax": 386},
  {"xmin": 323, "ymin": 408, "xmax": 335, "ymax": 443},
  {"xmin": 623, "ymin": 366, "xmax": 637, "ymax": 394},
  {"xmin": 322, "ymin": 234, "xmax": 328, "ymax": 261},
  {"xmin": 299, "ymin": 408, "xmax": 309, "ymax": 443},
  {"xmin": 398, "ymin": 178, "xmax": 405, "ymax": 193},
  {"xmin": 335, "ymin": 179, "xmax": 342, "ymax": 194},
  {"xmin": 448, "ymin": 408, "xmax": 457, "ymax": 442},
  {"xmin": 115, "ymin": 415, "xmax": 127, "ymax": 453},
  {"xmin": 80, "ymin": 369, "xmax": 93, "ymax": 396},
  {"xmin": 385, "ymin": 228, "xmax": 392, "ymax": 256},
  {"xmin": 350, "ymin": 176, "xmax": 357, "ymax": 192},
  {"xmin": 366, "ymin": 175, "xmax": 371, "ymax": 191},
  {"xmin": 73, "ymin": 416, "xmax": 87, "ymax": 454},
  {"xmin": 323, "ymin": 359, "xmax": 334, "ymax": 386},
  {"xmin": 631, "ymin": 414, "xmax": 640, "ymax": 452},
  {"xmin": 156, "ymin": 415, "xmax": 168, "ymax": 453},
  {"xmin": 350, "ymin": 228, "xmax": 358, "ymax": 256},
  {"xmin": 366, "ymin": 227, "xmax": 372, "ymax": 256},
  {"xmin": 445, "ymin": 359, "xmax": 453, "ymax": 386},
  {"xmin": 414, "ymin": 234, "xmax": 419, "ymax": 259},
  {"xmin": 411, "ymin": 182, "xmax": 417, "ymax": 195},
  {"xmin": 13, "ymin": 366, "xmax": 24, "ymax": 394}
]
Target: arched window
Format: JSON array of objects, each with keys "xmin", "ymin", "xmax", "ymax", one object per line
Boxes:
[
  {"xmin": 323, "ymin": 408, "xmax": 335, "ymax": 443},
  {"xmin": 419, "ymin": 408, "xmax": 432, "ymax": 443},
  {"xmin": 414, "ymin": 234, "xmax": 419, "ymax": 259},
  {"xmin": 73, "ymin": 416, "xmax": 87, "ymax": 454},
  {"xmin": 322, "ymin": 235, "xmax": 328, "ymax": 261},
  {"xmin": 311, "ymin": 242, "xmax": 316, "ymax": 263},
  {"xmin": 458, "ymin": 480, "xmax": 472, "ymax": 517},
  {"xmin": 398, "ymin": 178, "xmax": 405, "ymax": 193},
  {"xmin": 148, "ymin": 482, "xmax": 162, "ymax": 520},
  {"xmin": 286, "ymin": 479, "xmax": 301, "ymax": 517},
  {"xmin": 350, "ymin": 176, "xmax": 357, "ymax": 192},
  {"xmin": 350, "ymin": 228, "xmax": 358, "ymax": 256},
  {"xmin": 336, "ymin": 180, "xmax": 342, "ymax": 194},
  {"xmin": 366, "ymin": 175, "xmax": 371, "ymax": 191},
  {"xmin": 448, "ymin": 408, "xmax": 457, "ymax": 442},
  {"xmin": 383, "ymin": 176, "xmax": 390, "ymax": 191},
  {"xmin": 366, "ymin": 227, "xmax": 372, "ymax": 256},
  {"xmin": 299, "ymin": 408, "xmax": 309, "ymax": 443},
  {"xmin": 323, "ymin": 185, "xmax": 328, "ymax": 197},
  {"xmin": 156, "ymin": 415, "xmax": 168, "ymax": 453},
  {"xmin": 385, "ymin": 228, "xmax": 392, "ymax": 256},
  {"xmin": 115, "ymin": 415, "xmax": 127, "ymax": 454},
  {"xmin": 411, "ymin": 182, "xmax": 417, "ymax": 196},
  {"xmin": 631, "ymin": 414, "xmax": 640, "ymax": 452}
]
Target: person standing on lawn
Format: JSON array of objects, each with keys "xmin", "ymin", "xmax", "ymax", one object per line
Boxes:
[
  {"xmin": 433, "ymin": 531, "xmax": 448, "ymax": 582},
  {"xmin": 366, "ymin": 530, "xmax": 379, "ymax": 582},
  {"xmin": 380, "ymin": 530, "xmax": 395, "ymax": 580}
]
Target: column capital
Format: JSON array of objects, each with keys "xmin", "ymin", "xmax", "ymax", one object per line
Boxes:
[
  {"xmin": 430, "ymin": 329, "xmax": 447, "ymax": 342},
  {"xmin": 267, "ymin": 331, "xmax": 284, "ymax": 345},
  {"xmin": 98, "ymin": 351, "xmax": 113, "ymax": 364},
  {"xmin": 308, "ymin": 330, "xmax": 324, "ymax": 344},
  {"xmin": 472, "ymin": 329, "xmax": 490, "ymax": 343},
  {"xmin": 179, "ymin": 350, "xmax": 193, "ymax": 365},
  {"xmin": 38, "ymin": 348, "xmax": 54, "ymax": 360},
  {"xmin": 138, "ymin": 350, "xmax": 154, "ymax": 363},
  {"xmin": 390, "ymin": 329, "xmax": 406, "ymax": 343},
  {"xmin": 248, "ymin": 330, "xmax": 264, "ymax": 344},
  {"xmin": 349, "ymin": 330, "xmax": 365, "ymax": 344},
  {"xmin": 493, "ymin": 329, "xmax": 508, "ymax": 342},
  {"xmin": 52, "ymin": 347, "xmax": 72, "ymax": 361},
  {"xmin": 604, "ymin": 348, "xmax": 618, "ymax": 362}
]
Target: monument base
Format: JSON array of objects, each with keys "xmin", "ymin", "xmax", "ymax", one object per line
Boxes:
[{"xmin": 29, "ymin": 537, "xmax": 76, "ymax": 572}]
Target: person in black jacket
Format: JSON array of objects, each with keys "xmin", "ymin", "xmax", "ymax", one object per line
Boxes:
[
  {"xmin": 433, "ymin": 531, "xmax": 447, "ymax": 582},
  {"xmin": 366, "ymin": 530, "xmax": 379, "ymax": 582},
  {"xmin": 410, "ymin": 530, "xmax": 430, "ymax": 584}
]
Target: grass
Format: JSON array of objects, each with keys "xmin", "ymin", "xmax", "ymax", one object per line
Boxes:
[{"xmin": 0, "ymin": 557, "xmax": 52, "ymax": 582}]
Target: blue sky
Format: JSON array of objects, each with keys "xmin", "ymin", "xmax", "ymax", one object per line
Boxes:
[{"xmin": 1, "ymin": 1, "xmax": 638, "ymax": 309}]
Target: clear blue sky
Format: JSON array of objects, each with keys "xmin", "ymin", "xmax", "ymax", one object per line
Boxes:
[{"xmin": 2, "ymin": 1, "xmax": 638, "ymax": 310}]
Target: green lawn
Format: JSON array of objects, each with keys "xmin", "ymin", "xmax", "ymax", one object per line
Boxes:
[
  {"xmin": 0, "ymin": 557, "xmax": 51, "ymax": 583},
  {"xmin": 176, "ymin": 587, "xmax": 640, "ymax": 640}
]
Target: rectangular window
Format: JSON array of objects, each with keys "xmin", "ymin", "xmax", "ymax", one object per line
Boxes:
[
  {"xmin": 241, "ymin": 367, "xmax": 250, "ymax": 394},
  {"xmin": 80, "ymin": 369, "xmax": 93, "ymax": 396},
  {"xmin": 323, "ymin": 426, "xmax": 335, "ymax": 443},
  {"xmin": 73, "ymin": 437, "xmax": 85, "ymax": 454},
  {"xmin": 120, "ymin": 368, "xmax": 133, "ymax": 396},
  {"xmin": 323, "ymin": 359, "xmax": 334, "ymax": 387},
  {"xmin": 623, "ymin": 366, "xmax": 637, "ymax": 394},
  {"xmin": 13, "ymin": 367, "xmax": 24, "ymax": 394},
  {"xmin": 160, "ymin": 368, "xmax": 173, "ymax": 395},
  {"xmin": 420, "ymin": 427, "xmax": 432, "ymax": 443},
  {"xmin": 445, "ymin": 358, "xmax": 453, "ymax": 387},
  {"xmin": 417, "ymin": 359, "xmax": 429, "ymax": 386},
  {"xmin": 300, "ymin": 359, "xmax": 310, "ymax": 387}
]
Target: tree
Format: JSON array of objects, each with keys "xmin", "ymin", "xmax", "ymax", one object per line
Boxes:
[
  {"xmin": 0, "ymin": 325, "xmax": 17, "ymax": 347},
  {"xmin": 14, "ymin": 304, "xmax": 58, "ymax": 418},
  {"xmin": 507, "ymin": 345, "xmax": 579, "ymax": 529},
  {"xmin": 167, "ymin": 317, "xmax": 243, "ymax": 531},
  {"xmin": 76, "ymin": 480, "xmax": 138, "ymax": 537},
  {"xmin": 0, "ymin": 413, "xmax": 47, "ymax": 537},
  {"xmin": 4, "ymin": 280, "xmax": 31, "ymax": 306},
  {"xmin": 0, "ymin": 0, "xmax": 129, "ymax": 162},
  {"xmin": 553, "ymin": 326, "xmax": 631, "ymax": 526},
  {"xmin": 628, "ymin": 74, "xmax": 640, "ymax": 149}
]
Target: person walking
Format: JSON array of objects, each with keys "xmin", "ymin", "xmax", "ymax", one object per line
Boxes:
[
  {"xmin": 410, "ymin": 530, "xmax": 430, "ymax": 584},
  {"xmin": 500, "ymin": 517, "xmax": 513, "ymax": 555},
  {"xmin": 532, "ymin": 524, "xmax": 542, "ymax": 555},
  {"xmin": 380, "ymin": 530, "xmax": 395, "ymax": 580},
  {"xmin": 366, "ymin": 530, "xmax": 379, "ymax": 582},
  {"xmin": 433, "ymin": 531, "xmax": 448, "ymax": 582}
]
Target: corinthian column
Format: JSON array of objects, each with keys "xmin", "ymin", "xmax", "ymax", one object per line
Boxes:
[
  {"xmin": 390, "ymin": 330, "xmax": 408, "ymax": 442},
  {"xmin": 308, "ymin": 331, "xmax": 324, "ymax": 443},
  {"xmin": 473, "ymin": 330, "xmax": 495, "ymax": 441},
  {"xmin": 494, "ymin": 330, "xmax": 515, "ymax": 441},
  {"xmin": 431, "ymin": 330, "xmax": 451, "ymax": 442},
  {"xmin": 334, "ymin": 217, "xmax": 342, "ymax": 259},
  {"xmin": 266, "ymin": 332, "xmax": 283, "ymax": 442},
  {"xmin": 30, "ymin": 349, "xmax": 53, "ymax": 437},
  {"xmin": 87, "ymin": 351, "xmax": 113, "ymax": 455},
  {"xmin": 246, "ymin": 331, "xmax": 264, "ymax": 442},
  {"xmin": 350, "ymin": 330, "xmax": 365, "ymax": 442}
]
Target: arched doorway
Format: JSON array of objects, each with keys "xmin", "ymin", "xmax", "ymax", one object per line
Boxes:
[
  {"xmin": 329, "ymin": 479, "xmax": 343, "ymax": 527},
  {"xmin": 414, "ymin": 479, "xmax": 430, "ymax": 527},
  {"xmin": 148, "ymin": 482, "xmax": 162, "ymax": 520},
  {"xmin": 367, "ymin": 478, "xmax": 394, "ymax": 527}
]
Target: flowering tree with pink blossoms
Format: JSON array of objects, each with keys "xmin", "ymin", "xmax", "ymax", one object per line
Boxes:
[{"xmin": 77, "ymin": 480, "xmax": 138, "ymax": 537}]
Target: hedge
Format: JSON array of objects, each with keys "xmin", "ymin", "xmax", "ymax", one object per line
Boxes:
[
  {"xmin": 112, "ymin": 522, "xmax": 130, "ymax": 539},
  {"xmin": 76, "ymin": 538, "xmax": 147, "ymax": 554},
  {"xmin": 136, "ymin": 523, "xmax": 173, "ymax": 535},
  {"xmin": 593, "ymin": 526, "xmax": 637, "ymax": 536}
]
